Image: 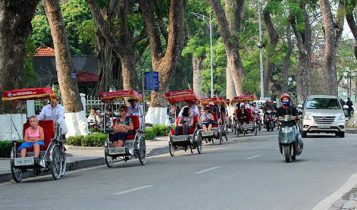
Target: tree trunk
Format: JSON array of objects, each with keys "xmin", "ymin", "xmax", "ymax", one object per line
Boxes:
[
  {"xmin": 88, "ymin": 0, "xmax": 137, "ymax": 90},
  {"xmin": 139, "ymin": 0, "xmax": 185, "ymax": 125},
  {"xmin": 319, "ymin": 0, "xmax": 344, "ymax": 95},
  {"xmin": 0, "ymin": 0, "xmax": 39, "ymax": 113},
  {"xmin": 282, "ymin": 25, "xmax": 293, "ymax": 93},
  {"xmin": 346, "ymin": 0, "xmax": 357, "ymax": 60},
  {"xmin": 263, "ymin": 4, "xmax": 279, "ymax": 96},
  {"xmin": 289, "ymin": 6, "xmax": 312, "ymax": 102},
  {"xmin": 97, "ymin": 32, "xmax": 114, "ymax": 92},
  {"xmin": 192, "ymin": 56, "xmax": 204, "ymax": 98},
  {"xmin": 207, "ymin": 0, "xmax": 245, "ymax": 97},
  {"xmin": 45, "ymin": 0, "xmax": 87, "ymax": 136}
]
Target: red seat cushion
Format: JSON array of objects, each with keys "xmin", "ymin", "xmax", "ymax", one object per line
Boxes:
[
  {"xmin": 170, "ymin": 116, "xmax": 198, "ymax": 135},
  {"xmin": 21, "ymin": 120, "xmax": 54, "ymax": 152}
]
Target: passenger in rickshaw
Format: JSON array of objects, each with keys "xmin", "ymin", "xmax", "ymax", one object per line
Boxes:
[
  {"xmin": 251, "ymin": 102, "xmax": 259, "ymax": 113},
  {"xmin": 18, "ymin": 116, "xmax": 45, "ymax": 158},
  {"xmin": 111, "ymin": 105, "xmax": 134, "ymax": 147},
  {"xmin": 179, "ymin": 100, "xmax": 199, "ymax": 117},
  {"xmin": 200, "ymin": 106, "xmax": 215, "ymax": 132},
  {"xmin": 236, "ymin": 103, "xmax": 253, "ymax": 124},
  {"xmin": 219, "ymin": 102, "xmax": 226, "ymax": 123},
  {"xmin": 175, "ymin": 107, "xmax": 193, "ymax": 135}
]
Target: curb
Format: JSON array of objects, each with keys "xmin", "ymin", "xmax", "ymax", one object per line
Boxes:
[
  {"xmin": 0, "ymin": 146, "xmax": 168, "ymax": 183},
  {"xmin": 346, "ymin": 129, "xmax": 357, "ymax": 134}
]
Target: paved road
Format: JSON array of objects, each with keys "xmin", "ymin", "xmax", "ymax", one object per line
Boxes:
[{"xmin": 1, "ymin": 131, "xmax": 357, "ymax": 210}]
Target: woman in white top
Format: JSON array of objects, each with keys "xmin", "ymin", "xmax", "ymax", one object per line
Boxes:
[{"xmin": 200, "ymin": 106, "xmax": 214, "ymax": 132}]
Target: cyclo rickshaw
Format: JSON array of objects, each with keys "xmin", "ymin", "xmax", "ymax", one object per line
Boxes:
[
  {"xmin": 99, "ymin": 90, "xmax": 146, "ymax": 167},
  {"xmin": 165, "ymin": 90, "xmax": 202, "ymax": 157},
  {"xmin": 2, "ymin": 87, "xmax": 66, "ymax": 182},
  {"xmin": 231, "ymin": 95, "xmax": 258, "ymax": 136},
  {"xmin": 199, "ymin": 97, "xmax": 229, "ymax": 144}
]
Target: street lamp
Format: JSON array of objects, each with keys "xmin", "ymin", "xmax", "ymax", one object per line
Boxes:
[
  {"xmin": 192, "ymin": 12, "xmax": 214, "ymax": 97},
  {"xmin": 258, "ymin": 0, "xmax": 264, "ymax": 99}
]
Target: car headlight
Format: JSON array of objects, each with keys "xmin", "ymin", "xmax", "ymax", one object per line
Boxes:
[
  {"xmin": 304, "ymin": 114, "xmax": 312, "ymax": 120},
  {"xmin": 337, "ymin": 115, "xmax": 345, "ymax": 121}
]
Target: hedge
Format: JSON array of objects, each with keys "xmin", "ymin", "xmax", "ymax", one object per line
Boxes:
[
  {"xmin": 0, "ymin": 140, "xmax": 24, "ymax": 158},
  {"xmin": 66, "ymin": 132, "xmax": 107, "ymax": 147}
]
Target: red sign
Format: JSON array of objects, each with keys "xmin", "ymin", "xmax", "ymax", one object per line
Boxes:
[{"xmin": 2, "ymin": 87, "xmax": 53, "ymax": 101}]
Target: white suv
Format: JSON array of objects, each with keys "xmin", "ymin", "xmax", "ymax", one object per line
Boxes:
[{"xmin": 301, "ymin": 95, "xmax": 346, "ymax": 138}]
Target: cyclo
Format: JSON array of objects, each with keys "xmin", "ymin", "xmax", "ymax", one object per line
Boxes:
[
  {"xmin": 231, "ymin": 95, "xmax": 257, "ymax": 136},
  {"xmin": 199, "ymin": 97, "xmax": 229, "ymax": 144},
  {"xmin": 99, "ymin": 90, "xmax": 146, "ymax": 167},
  {"xmin": 165, "ymin": 90, "xmax": 202, "ymax": 157},
  {"xmin": 2, "ymin": 87, "xmax": 66, "ymax": 182}
]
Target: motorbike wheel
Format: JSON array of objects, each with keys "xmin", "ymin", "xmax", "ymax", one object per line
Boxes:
[
  {"xmin": 254, "ymin": 127, "xmax": 258, "ymax": 136},
  {"xmin": 270, "ymin": 122, "xmax": 274, "ymax": 132},
  {"xmin": 283, "ymin": 145, "xmax": 292, "ymax": 163},
  {"xmin": 258, "ymin": 123, "xmax": 261, "ymax": 131}
]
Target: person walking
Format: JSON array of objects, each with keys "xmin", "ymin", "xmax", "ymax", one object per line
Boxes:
[{"xmin": 346, "ymin": 97, "xmax": 354, "ymax": 118}]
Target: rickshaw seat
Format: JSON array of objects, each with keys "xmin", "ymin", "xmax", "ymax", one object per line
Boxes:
[
  {"xmin": 21, "ymin": 120, "xmax": 55, "ymax": 152},
  {"xmin": 170, "ymin": 115, "xmax": 198, "ymax": 135}
]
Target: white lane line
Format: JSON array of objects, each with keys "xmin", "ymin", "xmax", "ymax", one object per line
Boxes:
[
  {"xmin": 113, "ymin": 185, "xmax": 153, "ymax": 196},
  {"xmin": 194, "ymin": 166, "xmax": 220, "ymax": 174},
  {"xmin": 244, "ymin": 155, "xmax": 262, "ymax": 160}
]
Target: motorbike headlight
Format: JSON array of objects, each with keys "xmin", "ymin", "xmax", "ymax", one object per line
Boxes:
[
  {"xmin": 281, "ymin": 127, "xmax": 293, "ymax": 133},
  {"xmin": 337, "ymin": 115, "xmax": 345, "ymax": 121},
  {"xmin": 304, "ymin": 114, "xmax": 312, "ymax": 120}
]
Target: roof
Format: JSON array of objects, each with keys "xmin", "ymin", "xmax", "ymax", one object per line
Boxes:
[
  {"xmin": 35, "ymin": 47, "xmax": 55, "ymax": 56},
  {"xmin": 76, "ymin": 72, "xmax": 99, "ymax": 82},
  {"xmin": 164, "ymin": 90, "xmax": 201, "ymax": 104}
]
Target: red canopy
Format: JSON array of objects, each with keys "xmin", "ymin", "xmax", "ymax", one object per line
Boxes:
[
  {"xmin": 231, "ymin": 95, "xmax": 256, "ymax": 103},
  {"xmin": 165, "ymin": 90, "xmax": 200, "ymax": 104},
  {"xmin": 99, "ymin": 90, "xmax": 143, "ymax": 102},
  {"xmin": 1, "ymin": 87, "xmax": 53, "ymax": 101},
  {"xmin": 201, "ymin": 97, "xmax": 227, "ymax": 105}
]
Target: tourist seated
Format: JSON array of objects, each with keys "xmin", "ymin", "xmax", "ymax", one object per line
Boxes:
[
  {"xmin": 110, "ymin": 105, "xmax": 134, "ymax": 147},
  {"xmin": 200, "ymin": 106, "xmax": 214, "ymax": 132},
  {"xmin": 18, "ymin": 116, "xmax": 45, "ymax": 158},
  {"xmin": 179, "ymin": 100, "xmax": 200, "ymax": 117},
  {"xmin": 175, "ymin": 107, "xmax": 193, "ymax": 135},
  {"xmin": 87, "ymin": 109, "xmax": 97, "ymax": 128},
  {"xmin": 236, "ymin": 104, "xmax": 251, "ymax": 124}
]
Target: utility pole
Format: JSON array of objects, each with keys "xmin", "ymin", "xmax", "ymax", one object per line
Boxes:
[{"xmin": 258, "ymin": 0, "xmax": 264, "ymax": 99}]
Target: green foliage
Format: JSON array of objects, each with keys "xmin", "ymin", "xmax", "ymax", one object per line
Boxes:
[
  {"xmin": 24, "ymin": 38, "xmax": 38, "ymax": 87},
  {"xmin": 145, "ymin": 127, "xmax": 156, "ymax": 140},
  {"xmin": 31, "ymin": 14, "xmax": 52, "ymax": 47},
  {"xmin": 66, "ymin": 132, "xmax": 107, "ymax": 147},
  {"xmin": 0, "ymin": 140, "xmax": 13, "ymax": 158},
  {"xmin": 152, "ymin": 124, "xmax": 170, "ymax": 136}
]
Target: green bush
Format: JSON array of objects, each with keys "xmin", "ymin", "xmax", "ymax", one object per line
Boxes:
[
  {"xmin": 145, "ymin": 127, "xmax": 156, "ymax": 140},
  {"xmin": 66, "ymin": 132, "xmax": 107, "ymax": 147},
  {"xmin": 0, "ymin": 140, "xmax": 13, "ymax": 158},
  {"xmin": 152, "ymin": 124, "xmax": 170, "ymax": 136},
  {"xmin": 66, "ymin": 135, "xmax": 83, "ymax": 146}
]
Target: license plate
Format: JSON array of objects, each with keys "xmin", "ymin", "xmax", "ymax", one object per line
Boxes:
[
  {"xmin": 318, "ymin": 124, "xmax": 330, "ymax": 129},
  {"xmin": 14, "ymin": 157, "xmax": 34, "ymax": 166},
  {"xmin": 202, "ymin": 131, "xmax": 214, "ymax": 137},
  {"xmin": 171, "ymin": 135, "xmax": 188, "ymax": 142},
  {"xmin": 108, "ymin": 147, "xmax": 126, "ymax": 155}
]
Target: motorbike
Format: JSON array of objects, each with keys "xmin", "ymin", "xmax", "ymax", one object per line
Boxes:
[
  {"xmin": 265, "ymin": 109, "xmax": 275, "ymax": 132},
  {"xmin": 254, "ymin": 110, "xmax": 262, "ymax": 131},
  {"xmin": 278, "ymin": 115, "xmax": 303, "ymax": 163}
]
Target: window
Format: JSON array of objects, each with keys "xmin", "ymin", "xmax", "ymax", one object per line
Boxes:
[{"xmin": 304, "ymin": 98, "xmax": 341, "ymax": 109}]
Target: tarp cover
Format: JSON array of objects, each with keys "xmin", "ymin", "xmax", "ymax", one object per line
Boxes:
[
  {"xmin": 99, "ymin": 90, "xmax": 143, "ymax": 102},
  {"xmin": 164, "ymin": 90, "xmax": 200, "ymax": 104},
  {"xmin": 2, "ymin": 87, "xmax": 53, "ymax": 101},
  {"xmin": 231, "ymin": 95, "xmax": 256, "ymax": 103}
]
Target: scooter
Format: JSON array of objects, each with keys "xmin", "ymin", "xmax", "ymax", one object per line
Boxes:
[
  {"xmin": 278, "ymin": 115, "xmax": 303, "ymax": 163},
  {"xmin": 254, "ymin": 110, "xmax": 262, "ymax": 131},
  {"xmin": 265, "ymin": 110, "xmax": 275, "ymax": 132}
]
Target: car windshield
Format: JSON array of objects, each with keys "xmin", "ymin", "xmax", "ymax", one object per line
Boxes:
[{"xmin": 304, "ymin": 98, "xmax": 341, "ymax": 109}]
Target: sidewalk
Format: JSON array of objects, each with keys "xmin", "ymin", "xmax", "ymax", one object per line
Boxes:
[
  {"xmin": 346, "ymin": 127, "xmax": 357, "ymax": 134},
  {"xmin": 0, "ymin": 136, "xmax": 168, "ymax": 183}
]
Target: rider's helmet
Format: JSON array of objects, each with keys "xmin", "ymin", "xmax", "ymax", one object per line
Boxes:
[
  {"xmin": 266, "ymin": 99, "xmax": 272, "ymax": 105},
  {"xmin": 240, "ymin": 103, "xmax": 245, "ymax": 109},
  {"xmin": 252, "ymin": 102, "xmax": 257, "ymax": 107},
  {"xmin": 280, "ymin": 93, "xmax": 291, "ymax": 106}
]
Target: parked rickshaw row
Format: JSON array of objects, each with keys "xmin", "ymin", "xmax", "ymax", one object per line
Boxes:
[{"xmin": 1, "ymin": 87, "xmax": 266, "ymax": 182}]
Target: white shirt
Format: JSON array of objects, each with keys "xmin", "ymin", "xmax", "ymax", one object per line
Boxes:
[
  {"xmin": 127, "ymin": 104, "xmax": 143, "ymax": 117},
  {"xmin": 179, "ymin": 105, "xmax": 200, "ymax": 117},
  {"xmin": 39, "ymin": 104, "xmax": 64, "ymax": 124}
]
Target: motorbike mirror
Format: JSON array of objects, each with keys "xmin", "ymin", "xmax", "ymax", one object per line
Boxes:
[{"xmin": 297, "ymin": 104, "xmax": 303, "ymax": 109}]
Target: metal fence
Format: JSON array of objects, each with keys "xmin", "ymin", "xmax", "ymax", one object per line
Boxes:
[{"xmin": 85, "ymin": 95, "xmax": 124, "ymax": 114}]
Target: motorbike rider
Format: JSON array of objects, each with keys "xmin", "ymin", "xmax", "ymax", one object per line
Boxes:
[
  {"xmin": 276, "ymin": 93, "xmax": 303, "ymax": 148},
  {"xmin": 263, "ymin": 99, "xmax": 275, "ymax": 128}
]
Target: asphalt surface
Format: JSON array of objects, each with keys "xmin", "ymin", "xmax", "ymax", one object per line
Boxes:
[{"xmin": 1, "ymin": 130, "xmax": 357, "ymax": 210}]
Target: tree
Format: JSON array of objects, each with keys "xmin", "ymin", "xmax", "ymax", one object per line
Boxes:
[
  {"xmin": 0, "ymin": 0, "xmax": 40, "ymax": 113},
  {"xmin": 206, "ymin": 0, "xmax": 245, "ymax": 99},
  {"xmin": 88, "ymin": 0, "xmax": 138, "ymax": 90},
  {"xmin": 319, "ymin": 0, "xmax": 345, "ymax": 95},
  {"xmin": 139, "ymin": 0, "xmax": 185, "ymax": 125},
  {"xmin": 288, "ymin": 1, "xmax": 313, "ymax": 102},
  {"xmin": 44, "ymin": 0, "xmax": 87, "ymax": 136}
]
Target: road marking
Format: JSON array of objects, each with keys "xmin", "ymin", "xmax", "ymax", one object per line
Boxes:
[
  {"xmin": 113, "ymin": 185, "xmax": 153, "ymax": 196},
  {"xmin": 194, "ymin": 166, "xmax": 220, "ymax": 174},
  {"xmin": 313, "ymin": 173, "xmax": 357, "ymax": 210},
  {"xmin": 244, "ymin": 155, "xmax": 261, "ymax": 160}
]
